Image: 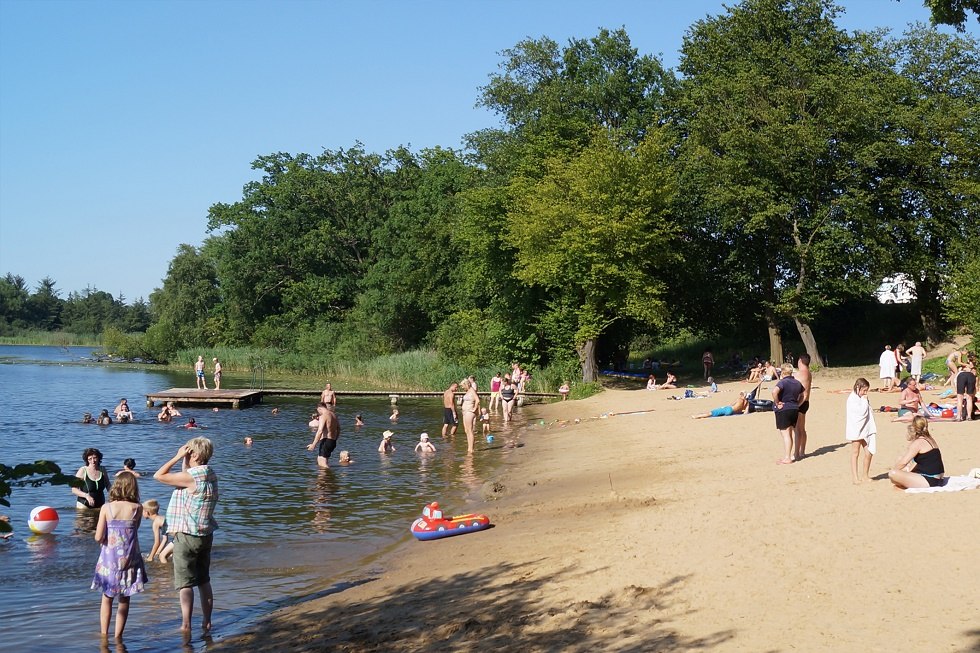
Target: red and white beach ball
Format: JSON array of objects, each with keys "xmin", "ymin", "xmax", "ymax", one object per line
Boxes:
[{"xmin": 28, "ymin": 506, "xmax": 59, "ymax": 534}]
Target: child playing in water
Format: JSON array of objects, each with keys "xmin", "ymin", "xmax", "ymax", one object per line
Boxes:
[
  {"xmin": 414, "ymin": 432, "xmax": 436, "ymax": 453},
  {"xmin": 845, "ymin": 377, "xmax": 877, "ymax": 484},
  {"xmin": 479, "ymin": 407, "xmax": 491, "ymax": 435},
  {"xmin": 338, "ymin": 451, "xmax": 353, "ymax": 465},
  {"xmin": 91, "ymin": 472, "xmax": 148, "ymax": 639},
  {"xmin": 115, "ymin": 459, "xmax": 140, "ymax": 478},
  {"xmin": 378, "ymin": 430, "xmax": 395, "ymax": 453},
  {"xmin": 141, "ymin": 499, "xmax": 172, "ymax": 562},
  {"xmin": 309, "ymin": 413, "xmax": 320, "ymax": 428},
  {"xmin": 354, "ymin": 414, "xmax": 364, "ymax": 427},
  {"xmin": 389, "ymin": 408, "xmax": 399, "ymax": 422},
  {"xmin": 182, "ymin": 417, "xmax": 199, "ymax": 429}
]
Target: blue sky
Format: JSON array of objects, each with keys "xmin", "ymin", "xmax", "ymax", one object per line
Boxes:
[{"xmin": 0, "ymin": 0, "xmax": 973, "ymax": 303}]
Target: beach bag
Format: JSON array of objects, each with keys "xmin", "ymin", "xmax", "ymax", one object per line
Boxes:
[
  {"xmin": 684, "ymin": 389, "xmax": 695, "ymax": 399},
  {"xmin": 748, "ymin": 399, "xmax": 774, "ymax": 413}
]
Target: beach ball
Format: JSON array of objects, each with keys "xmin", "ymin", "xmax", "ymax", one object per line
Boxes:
[{"xmin": 28, "ymin": 506, "xmax": 59, "ymax": 534}]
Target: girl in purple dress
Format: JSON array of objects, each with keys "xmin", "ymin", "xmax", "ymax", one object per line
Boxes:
[{"xmin": 91, "ymin": 471, "xmax": 148, "ymax": 640}]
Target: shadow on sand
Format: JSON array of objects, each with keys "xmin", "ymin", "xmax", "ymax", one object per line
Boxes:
[{"xmin": 213, "ymin": 563, "xmax": 739, "ymax": 652}]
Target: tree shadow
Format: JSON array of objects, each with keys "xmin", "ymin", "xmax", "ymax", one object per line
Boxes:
[
  {"xmin": 805, "ymin": 443, "xmax": 846, "ymax": 458},
  {"xmin": 963, "ymin": 629, "xmax": 980, "ymax": 652},
  {"xmin": 215, "ymin": 562, "xmax": 737, "ymax": 652}
]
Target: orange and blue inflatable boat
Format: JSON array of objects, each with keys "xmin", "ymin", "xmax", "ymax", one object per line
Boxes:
[{"xmin": 410, "ymin": 502, "xmax": 490, "ymax": 541}]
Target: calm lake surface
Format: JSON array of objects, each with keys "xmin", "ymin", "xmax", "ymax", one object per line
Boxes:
[{"xmin": 0, "ymin": 346, "xmax": 529, "ymax": 652}]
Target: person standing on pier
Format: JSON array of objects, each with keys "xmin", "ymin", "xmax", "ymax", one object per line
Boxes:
[
  {"xmin": 212, "ymin": 358, "xmax": 222, "ymax": 391},
  {"xmin": 194, "ymin": 356, "xmax": 208, "ymax": 390},
  {"xmin": 307, "ymin": 402, "xmax": 340, "ymax": 468}
]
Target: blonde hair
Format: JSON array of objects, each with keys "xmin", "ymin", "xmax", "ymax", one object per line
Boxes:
[
  {"xmin": 110, "ymin": 472, "xmax": 140, "ymax": 503},
  {"xmin": 907, "ymin": 415, "xmax": 931, "ymax": 441},
  {"xmin": 143, "ymin": 499, "xmax": 160, "ymax": 515},
  {"xmin": 185, "ymin": 436, "xmax": 214, "ymax": 464},
  {"xmin": 780, "ymin": 363, "xmax": 794, "ymax": 377}
]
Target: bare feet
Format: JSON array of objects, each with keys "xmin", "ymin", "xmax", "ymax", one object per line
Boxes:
[{"xmin": 777, "ymin": 458, "xmax": 793, "ymax": 465}]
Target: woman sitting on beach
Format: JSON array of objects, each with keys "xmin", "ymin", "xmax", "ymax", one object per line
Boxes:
[
  {"xmin": 888, "ymin": 416, "xmax": 945, "ymax": 489},
  {"xmin": 746, "ymin": 362, "xmax": 764, "ymax": 383},
  {"xmin": 645, "ymin": 375, "xmax": 657, "ymax": 391},
  {"xmin": 659, "ymin": 372, "xmax": 677, "ymax": 390}
]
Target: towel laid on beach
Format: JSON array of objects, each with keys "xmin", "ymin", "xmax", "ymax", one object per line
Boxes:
[{"xmin": 905, "ymin": 475, "xmax": 980, "ymax": 494}]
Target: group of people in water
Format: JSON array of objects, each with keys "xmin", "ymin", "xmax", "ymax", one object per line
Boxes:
[
  {"xmin": 82, "ymin": 399, "xmax": 205, "ymax": 428},
  {"xmin": 71, "ymin": 438, "xmax": 218, "ymax": 641}
]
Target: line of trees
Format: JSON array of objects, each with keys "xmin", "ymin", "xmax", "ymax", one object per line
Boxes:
[
  {"xmin": 0, "ymin": 274, "xmax": 150, "ymax": 337},
  {"xmin": 3, "ymin": 1, "xmax": 978, "ymax": 380}
]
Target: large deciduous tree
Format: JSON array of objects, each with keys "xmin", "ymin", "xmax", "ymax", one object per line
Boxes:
[
  {"xmin": 145, "ymin": 244, "xmax": 220, "ymax": 357},
  {"xmin": 677, "ymin": 0, "xmax": 895, "ymax": 365},
  {"xmin": 506, "ymin": 129, "xmax": 679, "ymax": 381}
]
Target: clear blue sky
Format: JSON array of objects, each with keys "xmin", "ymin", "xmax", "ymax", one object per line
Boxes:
[{"xmin": 0, "ymin": 0, "xmax": 972, "ymax": 303}]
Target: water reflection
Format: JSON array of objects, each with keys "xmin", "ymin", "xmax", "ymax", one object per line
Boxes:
[
  {"xmin": 25, "ymin": 533, "xmax": 57, "ymax": 562},
  {"xmin": 309, "ymin": 469, "xmax": 339, "ymax": 533}
]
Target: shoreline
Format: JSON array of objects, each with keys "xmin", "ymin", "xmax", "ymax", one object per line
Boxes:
[{"xmin": 210, "ymin": 366, "xmax": 980, "ymax": 652}]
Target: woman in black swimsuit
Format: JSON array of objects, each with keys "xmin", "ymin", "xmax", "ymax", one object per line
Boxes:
[
  {"xmin": 71, "ymin": 447, "xmax": 110, "ymax": 509},
  {"xmin": 888, "ymin": 416, "xmax": 945, "ymax": 489}
]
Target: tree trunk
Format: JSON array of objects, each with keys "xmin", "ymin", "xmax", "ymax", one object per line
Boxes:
[
  {"xmin": 578, "ymin": 338, "xmax": 598, "ymax": 383},
  {"xmin": 767, "ymin": 317, "xmax": 783, "ymax": 365},
  {"xmin": 793, "ymin": 317, "xmax": 825, "ymax": 368}
]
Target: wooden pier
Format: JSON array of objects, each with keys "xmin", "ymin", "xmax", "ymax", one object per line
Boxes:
[{"xmin": 147, "ymin": 388, "xmax": 559, "ymax": 409}]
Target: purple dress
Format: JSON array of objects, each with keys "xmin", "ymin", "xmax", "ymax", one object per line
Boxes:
[{"xmin": 91, "ymin": 504, "xmax": 148, "ymax": 597}]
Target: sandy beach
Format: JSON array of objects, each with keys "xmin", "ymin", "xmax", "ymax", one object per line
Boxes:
[{"xmin": 212, "ymin": 365, "xmax": 979, "ymax": 652}]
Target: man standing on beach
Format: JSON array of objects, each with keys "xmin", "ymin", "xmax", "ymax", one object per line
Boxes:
[
  {"xmin": 194, "ymin": 356, "xmax": 208, "ymax": 390},
  {"xmin": 794, "ymin": 354, "xmax": 813, "ymax": 460},
  {"xmin": 907, "ymin": 341, "xmax": 926, "ymax": 382},
  {"xmin": 307, "ymin": 402, "xmax": 340, "ymax": 468},
  {"xmin": 442, "ymin": 382, "xmax": 458, "ymax": 437},
  {"xmin": 320, "ymin": 382, "xmax": 337, "ymax": 407}
]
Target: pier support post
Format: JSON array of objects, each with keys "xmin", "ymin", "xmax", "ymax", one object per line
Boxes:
[{"xmin": 389, "ymin": 395, "xmax": 398, "ymax": 405}]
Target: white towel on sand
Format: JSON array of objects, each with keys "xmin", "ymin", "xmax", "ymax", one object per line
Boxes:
[{"xmin": 905, "ymin": 475, "xmax": 980, "ymax": 494}]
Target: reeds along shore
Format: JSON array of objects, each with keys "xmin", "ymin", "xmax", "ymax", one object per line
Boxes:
[{"xmin": 209, "ymin": 374, "xmax": 980, "ymax": 653}]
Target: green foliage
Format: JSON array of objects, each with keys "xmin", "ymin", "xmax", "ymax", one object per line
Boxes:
[
  {"xmin": 924, "ymin": 0, "xmax": 980, "ymax": 29},
  {"xmin": 945, "ymin": 246, "xmax": 980, "ymax": 336},
  {"xmin": 148, "ymin": 244, "xmax": 221, "ymax": 355},
  {"xmin": 433, "ymin": 309, "xmax": 511, "ymax": 369},
  {"xmin": 0, "ymin": 461, "xmax": 82, "ymax": 534}
]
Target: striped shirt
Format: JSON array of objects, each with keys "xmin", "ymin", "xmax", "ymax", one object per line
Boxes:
[{"xmin": 166, "ymin": 465, "xmax": 218, "ymax": 536}]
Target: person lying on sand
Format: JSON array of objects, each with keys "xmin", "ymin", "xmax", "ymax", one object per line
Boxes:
[{"xmin": 692, "ymin": 392, "xmax": 748, "ymax": 419}]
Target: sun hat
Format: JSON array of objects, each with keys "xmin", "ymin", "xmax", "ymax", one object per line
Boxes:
[
  {"xmin": 383, "ymin": 430, "xmax": 394, "ymax": 439},
  {"xmin": 420, "ymin": 432, "xmax": 429, "ymax": 440}
]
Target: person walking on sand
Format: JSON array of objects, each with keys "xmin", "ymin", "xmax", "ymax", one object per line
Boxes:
[
  {"xmin": 442, "ymin": 382, "xmax": 458, "ymax": 437},
  {"xmin": 944, "ymin": 349, "xmax": 963, "ymax": 388},
  {"xmin": 212, "ymin": 358, "xmax": 222, "ymax": 391},
  {"xmin": 772, "ymin": 363, "xmax": 804, "ymax": 465},
  {"xmin": 194, "ymin": 356, "xmax": 207, "ymax": 390},
  {"xmin": 794, "ymin": 354, "xmax": 813, "ymax": 460},
  {"xmin": 845, "ymin": 378, "xmax": 876, "ymax": 484},
  {"xmin": 307, "ymin": 402, "xmax": 340, "ymax": 468},
  {"xmin": 702, "ymin": 348, "xmax": 714, "ymax": 380},
  {"xmin": 153, "ymin": 438, "xmax": 218, "ymax": 633},
  {"xmin": 907, "ymin": 341, "xmax": 926, "ymax": 382}
]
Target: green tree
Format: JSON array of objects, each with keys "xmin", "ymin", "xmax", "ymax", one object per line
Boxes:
[
  {"xmin": 506, "ymin": 129, "xmax": 679, "ymax": 381},
  {"xmin": 676, "ymin": 0, "xmax": 896, "ymax": 364},
  {"xmin": 0, "ymin": 273, "xmax": 31, "ymax": 333},
  {"xmin": 924, "ymin": 0, "xmax": 980, "ymax": 29},
  {"xmin": 875, "ymin": 25, "xmax": 980, "ymax": 341},
  {"xmin": 146, "ymin": 244, "xmax": 220, "ymax": 358},
  {"xmin": 206, "ymin": 146, "xmax": 387, "ymax": 345},
  {"xmin": 61, "ymin": 286, "xmax": 126, "ymax": 334},
  {"xmin": 27, "ymin": 277, "xmax": 63, "ymax": 331}
]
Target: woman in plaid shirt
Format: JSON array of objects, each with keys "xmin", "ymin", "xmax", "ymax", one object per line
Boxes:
[{"xmin": 154, "ymin": 437, "xmax": 218, "ymax": 633}]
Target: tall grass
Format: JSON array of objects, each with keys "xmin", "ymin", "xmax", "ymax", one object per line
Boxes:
[
  {"xmin": 167, "ymin": 345, "xmax": 586, "ymax": 395},
  {"xmin": 0, "ymin": 330, "xmax": 101, "ymax": 346}
]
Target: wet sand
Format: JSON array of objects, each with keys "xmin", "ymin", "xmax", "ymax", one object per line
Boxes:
[{"xmin": 210, "ymin": 368, "xmax": 980, "ymax": 652}]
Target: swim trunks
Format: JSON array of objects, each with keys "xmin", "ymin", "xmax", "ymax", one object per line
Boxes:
[
  {"xmin": 956, "ymin": 372, "xmax": 976, "ymax": 395},
  {"xmin": 197, "ymin": 371, "xmax": 204, "ymax": 378},
  {"xmin": 710, "ymin": 406, "xmax": 734, "ymax": 417},
  {"xmin": 775, "ymin": 409, "xmax": 800, "ymax": 430},
  {"xmin": 443, "ymin": 407, "xmax": 457, "ymax": 425},
  {"xmin": 798, "ymin": 400, "xmax": 810, "ymax": 414},
  {"xmin": 318, "ymin": 438, "xmax": 337, "ymax": 459}
]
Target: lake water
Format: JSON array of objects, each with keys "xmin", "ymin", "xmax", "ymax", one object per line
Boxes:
[{"xmin": 0, "ymin": 346, "xmax": 528, "ymax": 652}]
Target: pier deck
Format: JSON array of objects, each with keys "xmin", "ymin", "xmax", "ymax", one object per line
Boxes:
[{"xmin": 147, "ymin": 388, "xmax": 558, "ymax": 409}]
